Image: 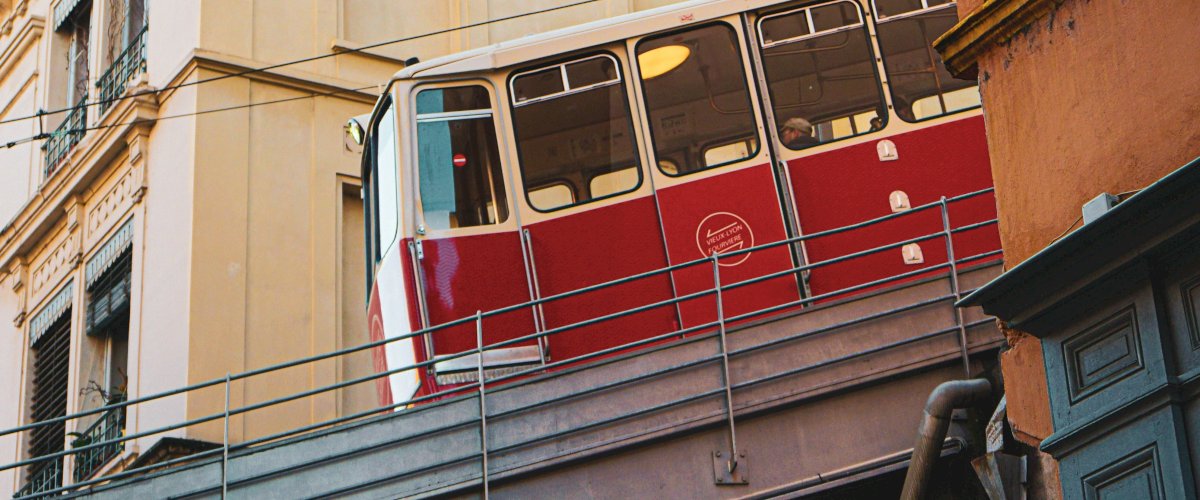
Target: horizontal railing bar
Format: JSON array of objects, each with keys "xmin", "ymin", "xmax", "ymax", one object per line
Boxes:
[
  {"xmin": 733, "ymin": 318, "xmax": 995, "ymax": 391},
  {"xmin": 481, "ymin": 287, "xmax": 716, "ymax": 354},
  {"xmin": 4, "ymin": 190, "xmax": 1002, "ymax": 482},
  {"xmin": 0, "ymin": 351, "xmax": 465, "ymax": 472},
  {"xmin": 484, "ymin": 321, "xmax": 720, "ymax": 390},
  {"xmin": 0, "ymin": 191, "xmax": 997, "ymax": 439},
  {"xmin": 721, "ymin": 232, "xmax": 947, "ymax": 294},
  {"xmin": 487, "ymin": 320, "xmax": 991, "ymax": 457},
  {"xmin": 0, "ymin": 311, "xmax": 482, "ymax": 439},
  {"xmin": 950, "ymin": 218, "xmax": 998, "ymax": 234},
  {"xmin": 487, "ymin": 326, "xmax": 725, "ymax": 419},
  {"xmin": 47, "ymin": 276, "xmax": 1001, "ymax": 497},
  {"xmin": 3, "ymin": 248, "xmax": 1000, "ymax": 464},
  {"xmin": 488, "ymin": 292, "xmax": 959, "ymax": 420},
  {"xmin": 476, "ymin": 188, "xmax": 997, "ymax": 319}
]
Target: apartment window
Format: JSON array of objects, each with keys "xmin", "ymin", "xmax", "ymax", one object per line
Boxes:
[
  {"xmin": 62, "ymin": 1, "xmax": 92, "ymax": 105},
  {"xmin": 21, "ymin": 282, "xmax": 75, "ymax": 497}
]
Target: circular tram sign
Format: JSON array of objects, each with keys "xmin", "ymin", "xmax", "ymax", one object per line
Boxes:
[{"xmin": 696, "ymin": 212, "xmax": 754, "ymax": 267}]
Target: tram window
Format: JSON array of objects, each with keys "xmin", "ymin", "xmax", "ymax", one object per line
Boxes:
[
  {"xmin": 415, "ymin": 85, "xmax": 509, "ymax": 230},
  {"xmin": 758, "ymin": 1, "xmax": 886, "ymax": 151},
  {"xmin": 637, "ymin": 24, "xmax": 759, "ymax": 176},
  {"xmin": 510, "ymin": 54, "xmax": 642, "ymax": 212},
  {"xmin": 589, "ymin": 166, "xmax": 639, "ymax": 198},
  {"xmin": 528, "ymin": 183, "xmax": 575, "ymax": 209},
  {"xmin": 703, "ymin": 138, "xmax": 755, "ymax": 167},
  {"xmin": 873, "ymin": 1, "xmax": 980, "ymax": 122},
  {"xmin": 375, "ymin": 100, "xmax": 399, "ymax": 253}
]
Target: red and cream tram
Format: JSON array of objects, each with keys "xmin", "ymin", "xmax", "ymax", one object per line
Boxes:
[{"xmin": 351, "ymin": 0, "xmax": 999, "ymax": 405}]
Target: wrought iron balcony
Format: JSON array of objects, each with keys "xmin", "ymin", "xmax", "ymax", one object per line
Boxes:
[
  {"xmin": 42, "ymin": 97, "xmax": 87, "ymax": 178},
  {"xmin": 14, "ymin": 457, "xmax": 61, "ymax": 499},
  {"xmin": 71, "ymin": 398, "xmax": 126, "ymax": 482},
  {"xmin": 95, "ymin": 26, "xmax": 147, "ymax": 117}
]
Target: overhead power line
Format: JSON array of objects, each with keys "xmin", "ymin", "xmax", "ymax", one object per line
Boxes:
[
  {"xmin": 0, "ymin": 0, "xmax": 599, "ymax": 127},
  {"xmin": 1, "ymin": 85, "xmax": 376, "ymax": 150}
]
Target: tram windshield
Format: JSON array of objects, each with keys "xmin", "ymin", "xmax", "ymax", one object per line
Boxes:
[
  {"xmin": 510, "ymin": 54, "xmax": 642, "ymax": 212},
  {"xmin": 759, "ymin": 0, "xmax": 885, "ymax": 149},
  {"xmin": 873, "ymin": 0, "xmax": 979, "ymax": 121},
  {"xmin": 415, "ymin": 85, "xmax": 509, "ymax": 230}
]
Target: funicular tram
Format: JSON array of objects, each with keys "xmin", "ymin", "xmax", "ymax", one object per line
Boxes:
[{"xmin": 353, "ymin": 0, "xmax": 1000, "ymax": 407}]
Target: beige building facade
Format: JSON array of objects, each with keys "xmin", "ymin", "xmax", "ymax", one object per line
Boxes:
[{"xmin": 0, "ymin": 0, "xmax": 681, "ymax": 495}]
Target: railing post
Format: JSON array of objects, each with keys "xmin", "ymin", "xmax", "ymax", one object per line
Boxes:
[
  {"xmin": 711, "ymin": 254, "xmax": 742, "ymax": 479},
  {"xmin": 939, "ymin": 197, "xmax": 970, "ymax": 378},
  {"xmin": 222, "ymin": 373, "xmax": 231, "ymax": 499},
  {"xmin": 476, "ymin": 311, "xmax": 490, "ymax": 500}
]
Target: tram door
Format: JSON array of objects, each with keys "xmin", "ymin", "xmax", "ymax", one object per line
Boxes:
[
  {"xmin": 751, "ymin": 1, "xmax": 997, "ymax": 300},
  {"xmin": 508, "ymin": 52, "xmax": 679, "ymax": 363},
  {"xmin": 410, "ymin": 83, "xmax": 541, "ymax": 381},
  {"xmin": 634, "ymin": 21, "xmax": 801, "ymax": 328}
]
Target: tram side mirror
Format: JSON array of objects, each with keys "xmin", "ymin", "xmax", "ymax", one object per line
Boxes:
[{"xmin": 344, "ymin": 117, "xmax": 366, "ymax": 153}]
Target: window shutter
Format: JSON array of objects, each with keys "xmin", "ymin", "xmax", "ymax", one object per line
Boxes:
[{"xmin": 86, "ymin": 251, "xmax": 131, "ymax": 337}]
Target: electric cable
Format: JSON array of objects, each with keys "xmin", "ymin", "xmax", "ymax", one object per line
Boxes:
[
  {"xmin": 0, "ymin": 0, "xmax": 598, "ymax": 127},
  {"xmin": 1, "ymin": 84, "xmax": 377, "ymax": 150}
]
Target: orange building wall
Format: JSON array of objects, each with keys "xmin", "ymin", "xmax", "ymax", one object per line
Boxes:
[{"xmin": 964, "ymin": 0, "xmax": 1200, "ymax": 457}]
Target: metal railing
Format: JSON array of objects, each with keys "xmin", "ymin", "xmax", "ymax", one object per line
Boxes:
[
  {"xmin": 71, "ymin": 398, "xmax": 126, "ymax": 482},
  {"xmin": 95, "ymin": 26, "xmax": 148, "ymax": 117},
  {"xmin": 42, "ymin": 97, "xmax": 87, "ymax": 178},
  {"xmin": 13, "ymin": 458, "xmax": 59, "ymax": 499},
  {"xmin": 1, "ymin": 188, "xmax": 1002, "ymax": 498}
]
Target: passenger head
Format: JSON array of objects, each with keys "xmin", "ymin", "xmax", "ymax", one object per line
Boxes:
[{"xmin": 781, "ymin": 117, "xmax": 813, "ymax": 145}]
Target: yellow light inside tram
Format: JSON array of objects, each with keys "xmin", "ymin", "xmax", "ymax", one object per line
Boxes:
[{"xmin": 638, "ymin": 45, "xmax": 690, "ymax": 80}]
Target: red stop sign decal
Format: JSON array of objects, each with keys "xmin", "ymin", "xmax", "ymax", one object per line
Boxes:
[{"xmin": 452, "ymin": 154, "xmax": 467, "ymax": 167}]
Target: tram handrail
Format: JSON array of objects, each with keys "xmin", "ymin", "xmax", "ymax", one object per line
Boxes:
[{"xmin": 4, "ymin": 188, "xmax": 1001, "ymax": 498}]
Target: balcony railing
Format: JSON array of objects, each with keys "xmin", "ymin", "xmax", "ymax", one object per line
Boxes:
[
  {"xmin": 42, "ymin": 97, "xmax": 87, "ymax": 178},
  {"xmin": 14, "ymin": 457, "xmax": 61, "ymax": 499},
  {"xmin": 95, "ymin": 26, "xmax": 147, "ymax": 117},
  {"xmin": 71, "ymin": 397, "xmax": 126, "ymax": 482}
]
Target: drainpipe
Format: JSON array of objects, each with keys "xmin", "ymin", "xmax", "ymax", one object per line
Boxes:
[{"xmin": 900, "ymin": 378, "xmax": 992, "ymax": 500}]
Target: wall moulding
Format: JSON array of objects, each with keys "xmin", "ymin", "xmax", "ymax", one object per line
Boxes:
[
  {"xmin": 85, "ymin": 160, "xmax": 139, "ymax": 249},
  {"xmin": 933, "ymin": 0, "xmax": 1065, "ymax": 77},
  {"xmin": 28, "ymin": 228, "xmax": 79, "ymax": 307},
  {"xmin": 0, "ymin": 82, "xmax": 158, "ymax": 278}
]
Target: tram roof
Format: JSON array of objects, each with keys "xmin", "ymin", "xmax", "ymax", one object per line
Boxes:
[{"xmin": 395, "ymin": 0, "xmax": 780, "ymax": 81}]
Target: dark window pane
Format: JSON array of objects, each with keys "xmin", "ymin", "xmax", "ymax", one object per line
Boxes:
[
  {"xmin": 417, "ymin": 86, "xmax": 508, "ymax": 229},
  {"xmin": 512, "ymin": 67, "xmax": 564, "ymax": 103},
  {"xmin": 513, "ymin": 57, "xmax": 640, "ymax": 211},
  {"xmin": 876, "ymin": 6, "xmax": 980, "ymax": 121},
  {"xmin": 638, "ymin": 23, "xmax": 759, "ymax": 175},
  {"xmin": 761, "ymin": 12, "xmax": 809, "ymax": 46},
  {"xmin": 811, "ymin": 2, "xmax": 859, "ymax": 32},
  {"xmin": 873, "ymin": 0, "xmax": 923, "ymax": 18},
  {"xmin": 761, "ymin": 3, "xmax": 884, "ymax": 150},
  {"xmin": 417, "ymin": 86, "xmax": 491, "ymax": 114},
  {"xmin": 566, "ymin": 56, "xmax": 618, "ymax": 88}
]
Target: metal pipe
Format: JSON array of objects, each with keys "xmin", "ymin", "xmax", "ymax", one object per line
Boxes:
[
  {"xmin": 222, "ymin": 373, "xmax": 231, "ymax": 499},
  {"xmin": 900, "ymin": 378, "xmax": 992, "ymax": 500},
  {"xmin": 712, "ymin": 254, "xmax": 739, "ymax": 472},
  {"xmin": 939, "ymin": 197, "xmax": 970, "ymax": 377},
  {"xmin": 476, "ymin": 311, "xmax": 490, "ymax": 499}
]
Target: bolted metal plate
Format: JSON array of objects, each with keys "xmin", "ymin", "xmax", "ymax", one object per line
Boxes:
[{"xmin": 713, "ymin": 450, "xmax": 749, "ymax": 485}]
